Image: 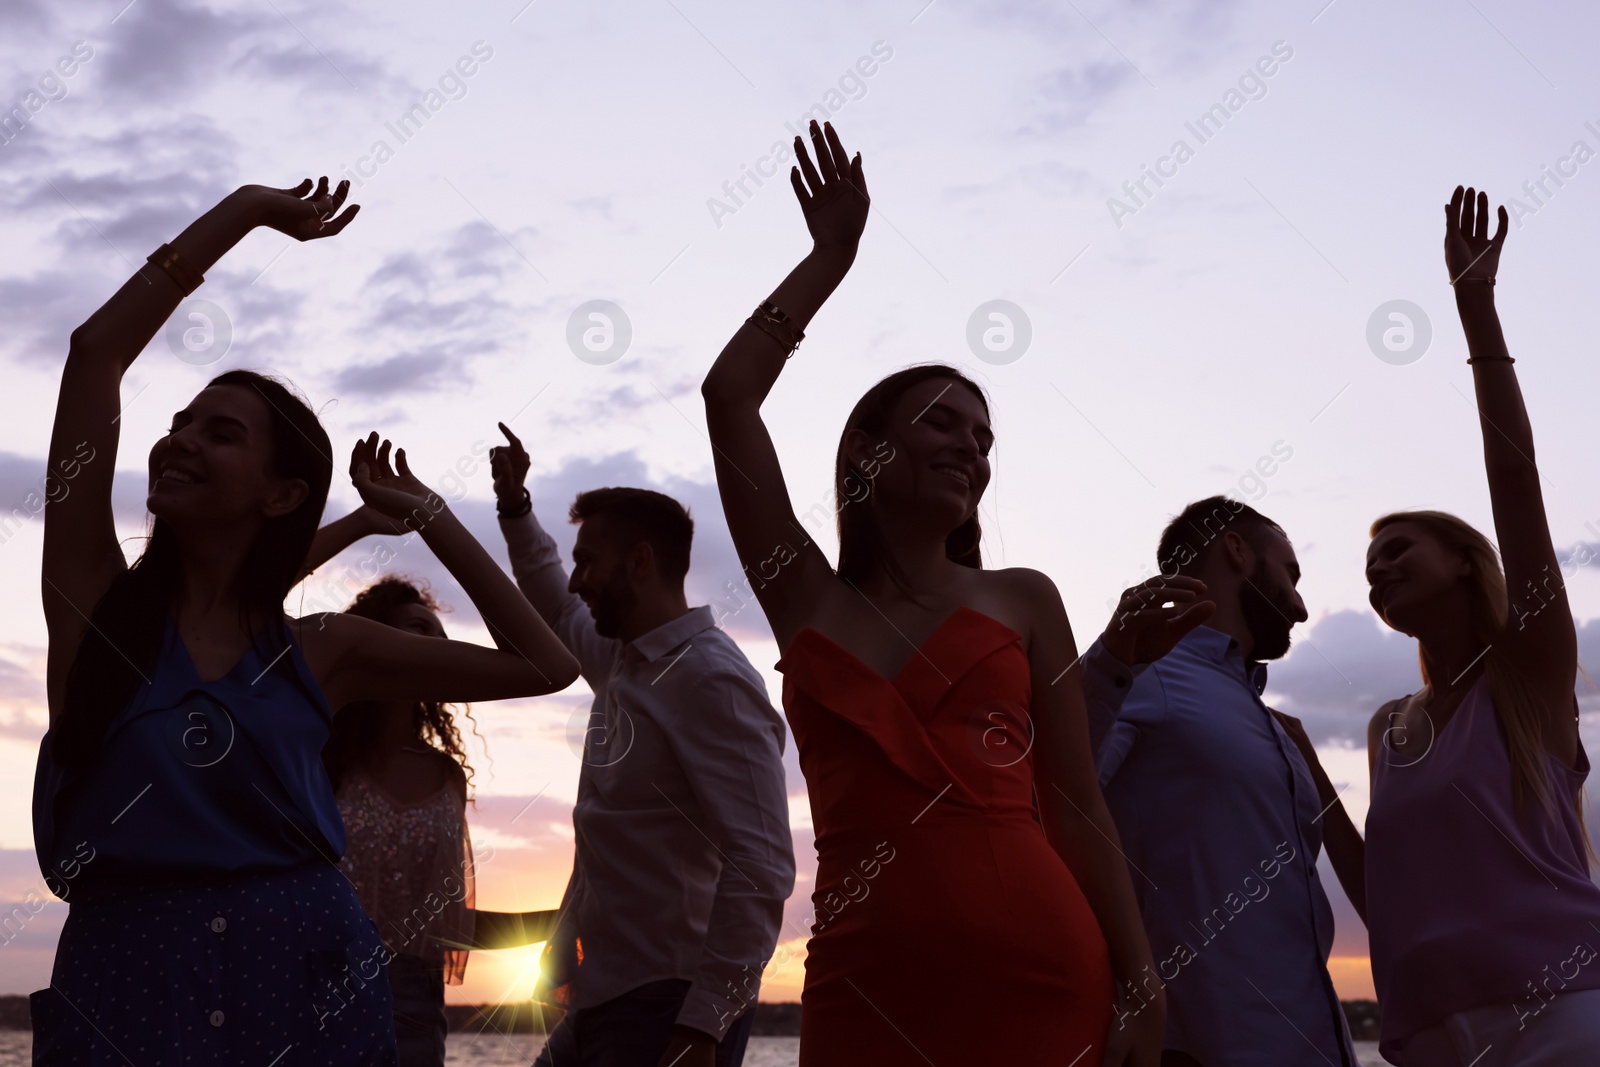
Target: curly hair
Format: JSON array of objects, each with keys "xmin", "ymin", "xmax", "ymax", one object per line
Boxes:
[{"xmin": 323, "ymin": 576, "xmax": 480, "ymax": 798}]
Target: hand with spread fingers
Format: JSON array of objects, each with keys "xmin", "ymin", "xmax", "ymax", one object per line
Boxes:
[
  {"xmin": 349, "ymin": 432, "xmax": 445, "ymax": 533},
  {"xmin": 242, "ymin": 176, "xmax": 361, "ymax": 241},
  {"xmin": 790, "ymin": 119, "xmax": 870, "ymax": 254},
  {"xmin": 1444, "ymin": 184, "xmax": 1506, "ymax": 286},
  {"xmin": 1100, "ymin": 576, "xmax": 1216, "ymax": 668}
]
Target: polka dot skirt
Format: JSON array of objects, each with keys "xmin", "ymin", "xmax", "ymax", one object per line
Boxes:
[{"xmin": 31, "ymin": 864, "xmax": 398, "ymax": 1065}]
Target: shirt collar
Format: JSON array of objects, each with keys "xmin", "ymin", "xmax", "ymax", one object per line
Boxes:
[
  {"xmin": 627, "ymin": 605, "xmax": 717, "ymax": 663},
  {"xmin": 1181, "ymin": 624, "xmax": 1270, "ymax": 696}
]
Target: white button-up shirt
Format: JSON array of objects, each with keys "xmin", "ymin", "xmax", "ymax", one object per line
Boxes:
[{"xmin": 500, "ymin": 510, "xmax": 794, "ymax": 1038}]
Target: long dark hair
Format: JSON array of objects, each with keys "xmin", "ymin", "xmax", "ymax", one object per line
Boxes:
[
  {"xmin": 323, "ymin": 576, "xmax": 478, "ymax": 797},
  {"xmin": 834, "ymin": 364, "xmax": 988, "ymax": 593},
  {"xmin": 54, "ymin": 370, "xmax": 332, "ymax": 771}
]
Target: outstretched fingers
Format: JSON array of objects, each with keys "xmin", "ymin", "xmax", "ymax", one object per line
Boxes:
[
  {"xmin": 810, "ymin": 120, "xmax": 839, "ymax": 182},
  {"xmin": 375, "ymin": 437, "xmax": 396, "ymax": 479},
  {"xmin": 319, "ymin": 203, "xmax": 361, "ymax": 235},
  {"xmin": 793, "ymin": 134, "xmax": 824, "ymax": 197},
  {"xmin": 848, "ymin": 150, "xmax": 868, "ymax": 199}
]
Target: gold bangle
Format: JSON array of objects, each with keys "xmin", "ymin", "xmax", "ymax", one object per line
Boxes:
[{"xmin": 146, "ymin": 243, "xmax": 205, "ymax": 295}]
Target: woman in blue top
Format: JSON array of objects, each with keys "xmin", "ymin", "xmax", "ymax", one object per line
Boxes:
[{"xmin": 31, "ymin": 177, "xmax": 581, "ymax": 1065}]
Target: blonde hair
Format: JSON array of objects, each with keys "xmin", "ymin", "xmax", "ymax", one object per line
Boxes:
[{"xmin": 1371, "ymin": 511, "xmax": 1590, "ymax": 850}]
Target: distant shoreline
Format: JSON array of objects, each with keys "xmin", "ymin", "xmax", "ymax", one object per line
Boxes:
[{"xmin": 0, "ymin": 996, "xmax": 1383, "ymax": 1039}]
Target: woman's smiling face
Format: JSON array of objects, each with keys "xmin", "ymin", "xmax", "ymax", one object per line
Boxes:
[
  {"xmin": 147, "ymin": 383, "xmax": 302, "ymax": 531},
  {"xmin": 852, "ymin": 376, "xmax": 992, "ymax": 534}
]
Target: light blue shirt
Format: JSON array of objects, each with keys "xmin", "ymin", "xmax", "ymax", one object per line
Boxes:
[{"xmin": 1082, "ymin": 625, "xmax": 1355, "ymax": 1067}]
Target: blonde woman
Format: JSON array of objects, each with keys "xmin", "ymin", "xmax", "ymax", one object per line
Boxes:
[{"xmin": 1290, "ymin": 187, "xmax": 1600, "ymax": 1066}]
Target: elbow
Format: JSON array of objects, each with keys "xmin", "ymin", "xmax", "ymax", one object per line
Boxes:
[
  {"xmin": 548, "ymin": 653, "xmax": 581, "ymax": 693},
  {"xmin": 700, "ymin": 366, "xmax": 756, "ymax": 414},
  {"xmin": 700, "ymin": 370, "xmax": 732, "ymax": 410},
  {"xmin": 65, "ymin": 325, "xmax": 102, "ymax": 367}
]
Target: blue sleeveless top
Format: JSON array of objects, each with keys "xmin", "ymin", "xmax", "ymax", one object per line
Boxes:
[{"xmin": 32, "ymin": 613, "xmax": 347, "ymax": 900}]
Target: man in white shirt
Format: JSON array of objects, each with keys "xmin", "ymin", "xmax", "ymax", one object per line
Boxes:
[{"xmin": 490, "ymin": 424, "xmax": 794, "ymax": 1067}]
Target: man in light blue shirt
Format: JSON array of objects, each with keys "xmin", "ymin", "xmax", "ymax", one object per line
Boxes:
[{"xmin": 1079, "ymin": 495, "xmax": 1359, "ymax": 1067}]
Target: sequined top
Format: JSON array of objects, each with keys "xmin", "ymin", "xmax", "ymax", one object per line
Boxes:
[{"xmin": 336, "ymin": 767, "xmax": 476, "ymax": 983}]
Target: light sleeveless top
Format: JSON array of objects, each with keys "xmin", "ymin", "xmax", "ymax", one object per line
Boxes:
[
  {"xmin": 1366, "ymin": 675, "xmax": 1600, "ymax": 1060},
  {"xmin": 336, "ymin": 767, "xmax": 476, "ymax": 983}
]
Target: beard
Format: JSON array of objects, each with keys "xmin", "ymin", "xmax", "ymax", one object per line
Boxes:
[
  {"xmin": 588, "ymin": 564, "xmax": 637, "ymax": 639},
  {"xmin": 1240, "ymin": 561, "xmax": 1296, "ymax": 661}
]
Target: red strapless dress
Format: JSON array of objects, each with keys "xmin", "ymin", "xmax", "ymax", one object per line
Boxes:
[{"xmin": 776, "ymin": 606, "xmax": 1114, "ymax": 1066}]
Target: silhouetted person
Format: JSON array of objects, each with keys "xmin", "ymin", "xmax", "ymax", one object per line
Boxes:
[
  {"xmin": 1297, "ymin": 187, "xmax": 1600, "ymax": 1066},
  {"xmin": 31, "ymin": 179, "xmax": 578, "ymax": 1064},
  {"xmin": 489, "ymin": 424, "xmax": 793, "ymax": 1067},
  {"xmin": 1080, "ymin": 497, "xmax": 1361, "ymax": 1067},
  {"xmin": 700, "ymin": 119, "xmax": 1163, "ymax": 1066}
]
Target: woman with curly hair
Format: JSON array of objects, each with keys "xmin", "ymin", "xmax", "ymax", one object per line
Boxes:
[{"xmin": 301, "ymin": 543, "xmax": 559, "ymax": 1065}]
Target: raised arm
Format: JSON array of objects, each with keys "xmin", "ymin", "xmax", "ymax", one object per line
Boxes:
[
  {"xmin": 1445, "ymin": 186, "xmax": 1578, "ymax": 762},
  {"xmin": 1272, "ymin": 708, "xmax": 1366, "ymax": 924},
  {"xmin": 1084, "ymin": 577, "xmax": 1212, "ymax": 755},
  {"xmin": 699, "ymin": 120, "xmax": 868, "ymax": 648},
  {"xmin": 1018, "ymin": 570, "xmax": 1162, "ymax": 1067},
  {"xmin": 489, "ymin": 422, "xmax": 619, "ymax": 684},
  {"xmin": 301, "ymin": 434, "xmax": 579, "ymax": 710},
  {"xmin": 297, "ymin": 504, "xmax": 389, "ymax": 583},
  {"xmin": 43, "ymin": 178, "xmax": 358, "ymax": 719}
]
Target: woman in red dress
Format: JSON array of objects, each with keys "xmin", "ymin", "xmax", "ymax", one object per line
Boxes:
[{"xmin": 701, "ymin": 121, "xmax": 1164, "ymax": 1066}]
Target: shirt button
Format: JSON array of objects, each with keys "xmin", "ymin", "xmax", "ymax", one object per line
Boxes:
[
  {"xmin": 209, "ymin": 1010, "xmax": 225, "ymax": 1027},
  {"xmin": 210, "ymin": 916, "xmax": 227, "ymax": 933}
]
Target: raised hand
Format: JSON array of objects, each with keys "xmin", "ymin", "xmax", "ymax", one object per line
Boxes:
[
  {"xmin": 1101, "ymin": 576, "xmax": 1215, "ymax": 668},
  {"xmin": 349, "ymin": 432, "xmax": 445, "ymax": 533},
  {"xmin": 790, "ymin": 120, "xmax": 869, "ymax": 252},
  {"xmin": 488, "ymin": 421, "xmax": 531, "ymax": 505},
  {"xmin": 243, "ymin": 176, "xmax": 361, "ymax": 241},
  {"xmin": 1444, "ymin": 185, "xmax": 1506, "ymax": 285}
]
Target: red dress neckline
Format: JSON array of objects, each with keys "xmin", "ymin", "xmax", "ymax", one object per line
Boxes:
[{"xmin": 778, "ymin": 605, "xmax": 1022, "ymax": 690}]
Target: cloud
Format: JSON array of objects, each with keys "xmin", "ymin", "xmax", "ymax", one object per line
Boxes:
[
  {"xmin": 330, "ymin": 221, "xmax": 539, "ymax": 399},
  {"xmin": 1263, "ymin": 609, "xmax": 1422, "ymax": 745},
  {"xmin": 0, "ymin": 645, "xmax": 48, "ymax": 742},
  {"xmin": 331, "ymin": 347, "xmax": 457, "ymax": 397},
  {"xmin": 90, "ymin": 0, "xmax": 394, "ymax": 106}
]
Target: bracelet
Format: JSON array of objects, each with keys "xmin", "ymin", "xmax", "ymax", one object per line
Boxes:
[
  {"xmin": 146, "ymin": 243, "xmax": 205, "ymax": 295},
  {"xmin": 1452, "ymin": 276, "xmax": 1495, "ymax": 286},
  {"xmin": 497, "ymin": 487, "xmax": 532, "ymax": 518},
  {"xmin": 746, "ymin": 315, "xmax": 797, "ymax": 356},
  {"xmin": 748, "ymin": 301, "xmax": 804, "ymax": 356},
  {"xmin": 1466, "ymin": 356, "xmax": 1515, "ymax": 365}
]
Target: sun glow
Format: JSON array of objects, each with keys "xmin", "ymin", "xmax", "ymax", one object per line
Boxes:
[{"xmin": 454, "ymin": 941, "xmax": 547, "ymax": 1005}]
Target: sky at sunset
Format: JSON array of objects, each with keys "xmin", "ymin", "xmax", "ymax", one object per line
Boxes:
[{"xmin": 4, "ymin": 0, "xmax": 1600, "ymax": 1009}]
